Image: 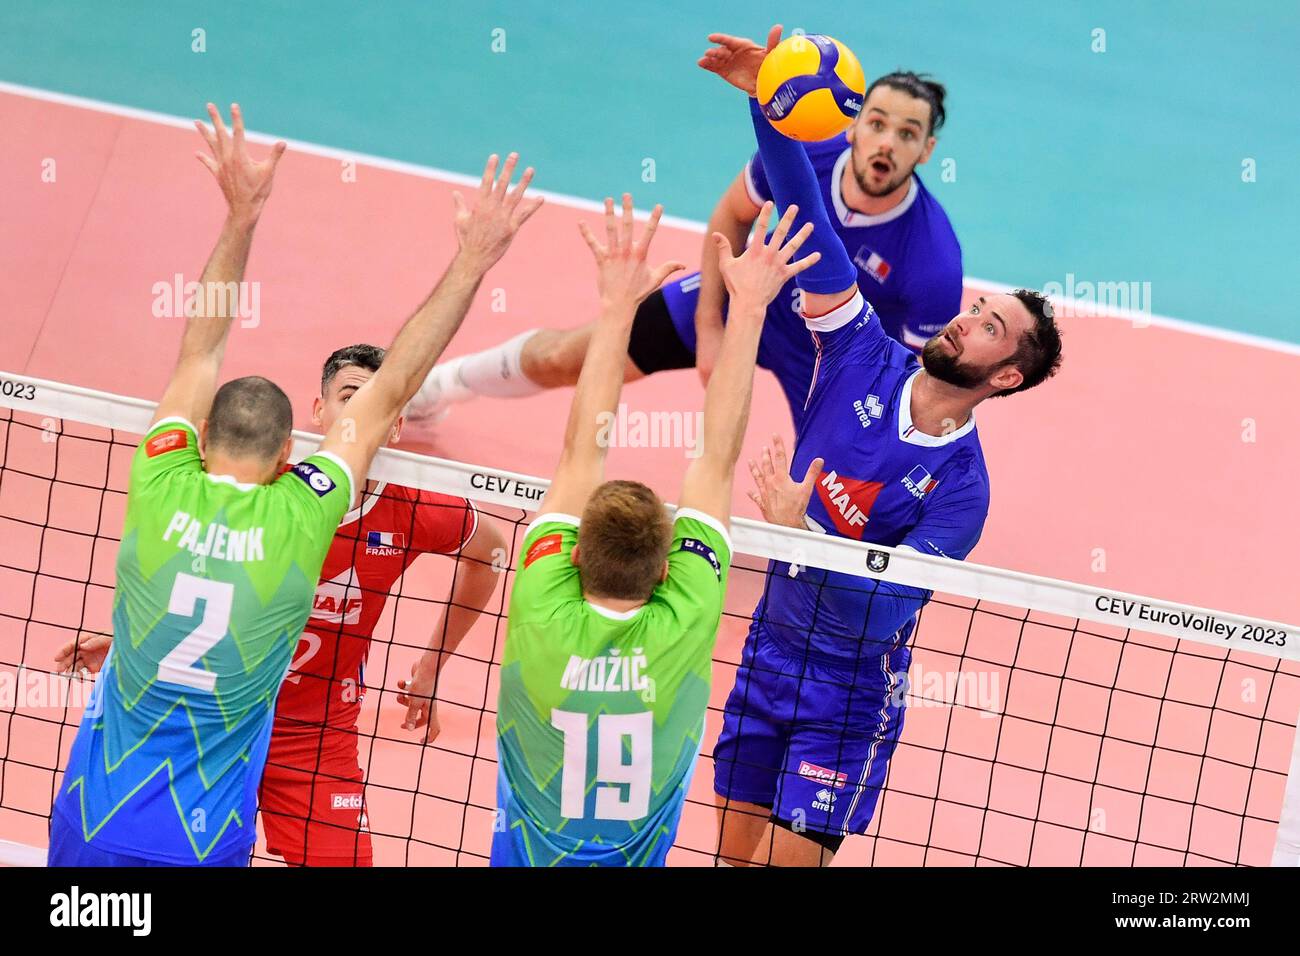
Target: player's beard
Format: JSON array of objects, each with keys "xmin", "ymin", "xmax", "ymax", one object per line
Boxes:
[
  {"xmin": 852, "ymin": 151, "xmax": 912, "ymax": 198},
  {"xmin": 921, "ymin": 335, "xmax": 993, "ymax": 390}
]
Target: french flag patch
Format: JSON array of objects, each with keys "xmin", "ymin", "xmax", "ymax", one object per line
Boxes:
[
  {"xmin": 854, "ymin": 247, "xmax": 892, "ymax": 283},
  {"xmin": 366, "ymin": 531, "xmax": 405, "ymax": 549}
]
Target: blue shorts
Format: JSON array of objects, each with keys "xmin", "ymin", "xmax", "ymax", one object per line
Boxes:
[
  {"xmin": 47, "ymin": 812, "xmax": 252, "ymax": 867},
  {"xmin": 713, "ymin": 625, "xmax": 909, "ymax": 836},
  {"xmin": 661, "ymin": 272, "xmax": 818, "ymax": 430}
]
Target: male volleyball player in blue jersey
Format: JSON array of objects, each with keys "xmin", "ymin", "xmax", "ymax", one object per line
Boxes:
[
  {"xmin": 403, "ymin": 27, "xmax": 960, "ymax": 434},
  {"xmin": 46, "ymin": 103, "xmax": 542, "ymax": 867},
  {"xmin": 698, "ymin": 30, "xmax": 1062, "ymax": 866}
]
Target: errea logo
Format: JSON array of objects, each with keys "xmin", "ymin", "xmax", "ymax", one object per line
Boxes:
[{"xmin": 853, "ymin": 394, "xmax": 883, "ymax": 428}]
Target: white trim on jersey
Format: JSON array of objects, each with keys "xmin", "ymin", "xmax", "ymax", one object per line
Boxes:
[
  {"xmin": 674, "ymin": 507, "xmax": 733, "ymax": 555},
  {"xmin": 524, "ymin": 512, "xmax": 582, "ymax": 538},
  {"xmin": 150, "ymin": 415, "xmax": 198, "ymax": 435},
  {"xmin": 584, "ymin": 600, "xmax": 642, "ymax": 621},
  {"xmin": 339, "ymin": 481, "xmax": 388, "ymax": 527},
  {"xmin": 205, "ymin": 473, "xmax": 257, "ymax": 492},
  {"xmin": 898, "ymin": 369, "xmax": 976, "ymax": 447},
  {"xmin": 830, "ymin": 149, "xmax": 919, "ymax": 228},
  {"xmin": 803, "ymin": 291, "xmax": 867, "ymax": 333}
]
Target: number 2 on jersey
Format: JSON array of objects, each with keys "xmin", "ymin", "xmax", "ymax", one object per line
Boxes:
[
  {"xmin": 551, "ymin": 709, "xmax": 652, "ymax": 821},
  {"xmin": 156, "ymin": 572, "xmax": 234, "ymax": 692}
]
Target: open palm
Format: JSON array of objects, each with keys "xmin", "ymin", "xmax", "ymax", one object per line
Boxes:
[{"xmin": 697, "ymin": 24, "xmax": 783, "ymax": 94}]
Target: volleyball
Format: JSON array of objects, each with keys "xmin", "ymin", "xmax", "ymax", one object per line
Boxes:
[{"xmin": 756, "ymin": 34, "xmax": 866, "ymax": 141}]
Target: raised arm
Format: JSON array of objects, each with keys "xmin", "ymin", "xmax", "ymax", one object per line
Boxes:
[
  {"xmin": 318, "ymin": 154, "xmax": 542, "ymax": 488},
  {"xmin": 692, "ymin": 171, "xmax": 762, "ymax": 385},
  {"xmin": 700, "ymin": 28, "xmax": 861, "ymax": 319},
  {"xmin": 677, "ymin": 203, "xmax": 819, "ymax": 524},
  {"xmin": 537, "ymin": 196, "xmax": 685, "ymax": 516},
  {"xmin": 151, "ymin": 103, "xmax": 286, "ymax": 428}
]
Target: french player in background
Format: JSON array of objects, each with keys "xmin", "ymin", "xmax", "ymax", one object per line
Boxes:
[
  {"xmin": 402, "ymin": 28, "xmax": 960, "ymax": 434},
  {"xmin": 698, "ymin": 30, "xmax": 1063, "ymax": 867}
]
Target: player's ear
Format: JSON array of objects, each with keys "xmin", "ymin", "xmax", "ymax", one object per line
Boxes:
[
  {"xmin": 659, "ymin": 560, "xmax": 669, "ymax": 584},
  {"xmin": 570, "ymin": 544, "xmax": 581, "ymax": 568},
  {"xmin": 311, "ymin": 397, "xmax": 324, "ymax": 427},
  {"xmin": 277, "ymin": 435, "xmax": 294, "ymax": 469},
  {"xmin": 987, "ymin": 363, "xmax": 1023, "ymax": 394},
  {"xmin": 389, "ymin": 414, "xmax": 404, "ymax": 446},
  {"xmin": 918, "ymin": 134, "xmax": 937, "ymax": 165},
  {"xmin": 197, "ymin": 419, "xmax": 209, "ymax": 457}
]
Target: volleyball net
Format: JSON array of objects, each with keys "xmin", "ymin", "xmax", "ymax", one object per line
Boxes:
[{"xmin": 2, "ymin": 374, "xmax": 1298, "ymax": 867}]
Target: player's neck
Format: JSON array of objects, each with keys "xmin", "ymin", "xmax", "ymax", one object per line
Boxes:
[
  {"xmin": 841, "ymin": 169, "xmax": 912, "ymax": 217},
  {"xmin": 910, "ymin": 372, "xmax": 978, "ymax": 436},
  {"xmin": 204, "ymin": 452, "xmax": 278, "ymax": 486}
]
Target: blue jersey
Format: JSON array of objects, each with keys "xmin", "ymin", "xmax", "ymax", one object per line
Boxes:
[
  {"xmin": 754, "ymin": 292, "xmax": 990, "ymax": 665},
  {"xmin": 745, "ymin": 135, "xmax": 963, "ymax": 350}
]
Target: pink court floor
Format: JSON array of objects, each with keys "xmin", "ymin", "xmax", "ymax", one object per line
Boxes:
[{"xmin": 2, "ymin": 88, "xmax": 1297, "ymax": 866}]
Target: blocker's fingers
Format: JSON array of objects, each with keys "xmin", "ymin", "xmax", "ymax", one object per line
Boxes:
[
  {"xmin": 230, "ymin": 103, "xmax": 246, "ymax": 154},
  {"xmin": 451, "ymin": 191, "xmax": 469, "ymax": 219},
  {"xmin": 195, "ymin": 151, "xmax": 219, "ymax": 175},
  {"xmin": 577, "ymin": 220, "xmax": 605, "ymax": 259},
  {"xmin": 762, "ymin": 445, "xmax": 777, "ymax": 478},
  {"xmin": 511, "ymin": 194, "xmax": 544, "ymax": 229},
  {"xmin": 635, "ymin": 204, "xmax": 664, "ymax": 256},
  {"xmin": 194, "ymin": 119, "xmax": 217, "ymax": 153},
  {"xmin": 494, "ymin": 152, "xmax": 519, "ymax": 198},
  {"xmin": 620, "ymin": 193, "xmax": 635, "ymax": 249},
  {"xmin": 768, "ymin": 203, "xmax": 800, "ymax": 250},
  {"xmin": 206, "ymin": 103, "xmax": 229, "ymax": 149},
  {"xmin": 753, "ymin": 201, "xmax": 775, "ymax": 243},
  {"xmin": 777, "ymin": 221, "xmax": 815, "ymax": 262},
  {"xmin": 479, "ymin": 154, "xmax": 499, "ymax": 197},
  {"xmin": 785, "ymin": 250, "xmax": 822, "ymax": 278},
  {"xmin": 603, "ymin": 196, "xmax": 619, "ymax": 249},
  {"xmin": 506, "ymin": 166, "xmax": 535, "ymax": 208}
]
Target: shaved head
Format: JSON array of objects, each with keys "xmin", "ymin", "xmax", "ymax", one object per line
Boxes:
[{"xmin": 206, "ymin": 376, "xmax": 293, "ymax": 461}]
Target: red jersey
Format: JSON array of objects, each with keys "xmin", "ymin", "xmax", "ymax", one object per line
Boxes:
[{"xmin": 273, "ymin": 481, "xmax": 477, "ymax": 732}]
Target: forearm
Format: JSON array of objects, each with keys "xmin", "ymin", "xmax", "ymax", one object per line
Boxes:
[
  {"xmin": 423, "ymin": 559, "xmax": 498, "ymax": 673},
  {"xmin": 177, "ymin": 215, "xmax": 256, "ymax": 362},
  {"xmin": 747, "ymin": 97, "xmax": 856, "ymax": 296},
  {"xmin": 371, "ymin": 252, "xmax": 486, "ymax": 410},
  {"xmin": 557, "ymin": 300, "xmax": 636, "ymax": 470},
  {"xmin": 697, "ymin": 296, "xmax": 765, "ymax": 471}
]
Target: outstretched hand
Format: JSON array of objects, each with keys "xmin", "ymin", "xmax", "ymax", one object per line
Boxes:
[
  {"xmin": 452, "ymin": 152, "xmax": 544, "ymax": 273},
  {"xmin": 194, "ymin": 103, "xmax": 286, "ymax": 226},
  {"xmin": 713, "ymin": 201, "xmax": 820, "ymax": 311},
  {"xmin": 578, "ymin": 194, "xmax": 686, "ymax": 310},
  {"xmin": 748, "ymin": 434, "xmax": 823, "ymax": 529},
  {"xmin": 697, "ymin": 24, "xmax": 783, "ymax": 95}
]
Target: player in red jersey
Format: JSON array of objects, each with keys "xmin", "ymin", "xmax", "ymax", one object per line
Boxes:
[{"xmin": 258, "ymin": 343, "xmax": 507, "ymax": 866}]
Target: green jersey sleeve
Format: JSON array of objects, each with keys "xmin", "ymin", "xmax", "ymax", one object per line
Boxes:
[
  {"xmin": 510, "ymin": 513, "xmax": 583, "ymax": 620},
  {"xmin": 266, "ymin": 451, "xmax": 354, "ymax": 556},
  {"xmin": 129, "ymin": 417, "xmax": 204, "ymax": 500},
  {"xmin": 651, "ymin": 507, "xmax": 733, "ymax": 628}
]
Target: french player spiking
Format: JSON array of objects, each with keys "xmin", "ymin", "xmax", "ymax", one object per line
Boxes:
[{"xmin": 697, "ymin": 29, "xmax": 1063, "ymax": 867}]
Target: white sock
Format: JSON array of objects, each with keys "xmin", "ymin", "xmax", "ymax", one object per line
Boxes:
[
  {"xmin": 457, "ymin": 329, "xmax": 545, "ymax": 399},
  {"xmin": 405, "ymin": 330, "xmax": 543, "ymax": 422}
]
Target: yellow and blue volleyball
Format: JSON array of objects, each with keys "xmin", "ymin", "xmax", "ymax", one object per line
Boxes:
[{"xmin": 756, "ymin": 34, "xmax": 866, "ymax": 142}]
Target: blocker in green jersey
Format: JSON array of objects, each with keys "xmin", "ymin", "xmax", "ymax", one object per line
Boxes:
[
  {"xmin": 490, "ymin": 194, "xmax": 819, "ymax": 866},
  {"xmin": 47, "ymin": 102, "xmax": 543, "ymax": 867},
  {"xmin": 495, "ymin": 511, "xmax": 730, "ymax": 865}
]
